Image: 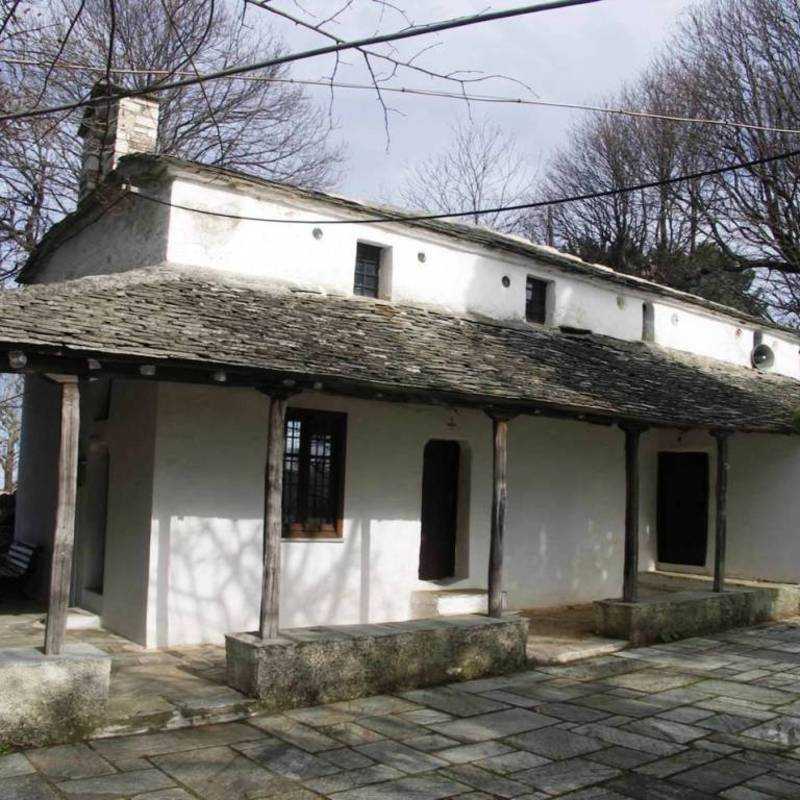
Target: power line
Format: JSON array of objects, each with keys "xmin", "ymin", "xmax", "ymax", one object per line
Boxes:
[
  {"xmin": 4, "ymin": 54, "xmax": 798, "ymax": 136},
  {"xmin": 123, "ymin": 147, "xmax": 800, "ymax": 226},
  {"xmin": 0, "ymin": 0, "xmax": 603, "ymax": 122}
]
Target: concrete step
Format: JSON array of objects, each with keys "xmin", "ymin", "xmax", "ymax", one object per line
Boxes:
[
  {"xmin": 410, "ymin": 589, "xmax": 490, "ymax": 619},
  {"xmin": 34, "ymin": 607, "xmax": 101, "ymax": 631}
]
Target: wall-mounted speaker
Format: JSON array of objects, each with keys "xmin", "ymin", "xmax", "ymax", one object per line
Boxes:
[
  {"xmin": 752, "ymin": 331, "xmax": 775, "ymax": 371},
  {"xmin": 752, "ymin": 343, "xmax": 775, "ymax": 371}
]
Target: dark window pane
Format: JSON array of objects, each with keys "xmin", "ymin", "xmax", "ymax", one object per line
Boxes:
[
  {"xmin": 282, "ymin": 410, "xmax": 347, "ymax": 537},
  {"xmin": 354, "ymin": 243, "xmax": 381, "ymax": 298},
  {"xmin": 526, "ymin": 276, "xmax": 549, "ymax": 323}
]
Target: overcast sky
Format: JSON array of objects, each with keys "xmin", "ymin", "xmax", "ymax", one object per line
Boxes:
[{"xmin": 256, "ymin": 0, "xmax": 696, "ymax": 204}]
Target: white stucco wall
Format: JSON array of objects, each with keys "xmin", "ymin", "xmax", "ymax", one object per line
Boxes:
[
  {"xmin": 134, "ymin": 382, "xmax": 642, "ymax": 647},
  {"xmin": 31, "ymin": 183, "xmax": 171, "ymax": 285},
  {"xmin": 122, "ymin": 382, "xmax": 800, "ymax": 646},
  {"xmin": 161, "ymin": 174, "xmax": 799, "ymax": 379},
  {"xmin": 726, "ymin": 433, "xmax": 800, "ymax": 583},
  {"xmin": 101, "ymin": 380, "xmax": 157, "ymax": 644}
]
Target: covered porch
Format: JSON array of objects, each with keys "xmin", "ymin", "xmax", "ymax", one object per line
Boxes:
[{"xmin": 2, "ymin": 268, "xmax": 800, "ymax": 744}]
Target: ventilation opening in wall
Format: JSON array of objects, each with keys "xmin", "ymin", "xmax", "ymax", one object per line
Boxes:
[{"xmin": 642, "ymin": 302, "xmax": 655, "ymax": 342}]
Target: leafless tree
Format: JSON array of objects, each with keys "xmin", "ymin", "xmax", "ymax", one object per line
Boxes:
[
  {"xmin": 670, "ymin": 0, "xmax": 800, "ymax": 324},
  {"xmin": 0, "ymin": 0, "xmax": 344, "ymax": 279},
  {"xmin": 397, "ymin": 118, "xmax": 536, "ymax": 234},
  {"xmin": 529, "ymin": 63, "xmax": 707, "ymax": 273},
  {"xmin": 0, "ymin": 374, "xmax": 22, "ymax": 492},
  {"xmin": 525, "ymin": 3, "xmax": 782, "ymax": 318}
]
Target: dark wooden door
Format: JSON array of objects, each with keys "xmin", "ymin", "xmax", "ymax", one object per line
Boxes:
[
  {"xmin": 419, "ymin": 440, "xmax": 460, "ymax": 580},
  {"xmin": 657, "ymin": 452, "xmax": 710, "ymax": 566}
]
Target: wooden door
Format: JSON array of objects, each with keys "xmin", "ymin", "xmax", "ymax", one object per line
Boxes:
[
  {"xmin": 657, "ymin": 452, "xmax": 710, "ymax": 567},
  {"xmin": 419, "ymin": 440, "xmax": 460, "ymax": 580}
]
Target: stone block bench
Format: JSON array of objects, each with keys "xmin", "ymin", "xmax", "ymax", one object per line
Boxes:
[
  {"xmin": 594, "ymin": 581, "xmax": 800, "ymax": 646},
  {"xmin": 0, "ymin": 643, "xmax": 111, "ymax": 747},
  {"xmin": 226, "ymin": 614, "xmax": 528, "ymax": 712}
]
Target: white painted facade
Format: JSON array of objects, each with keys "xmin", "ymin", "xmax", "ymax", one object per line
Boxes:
[
  {"xmin": 50, "ymin": 379, "xmax": 797, "ymax": 648},
  {"xmin": 16, "ymin": 147, "xmax": 800, "ymax": 647},
  {"xmin": 31, "ymin": 163, "xmax": 800, "ymax": 379}
]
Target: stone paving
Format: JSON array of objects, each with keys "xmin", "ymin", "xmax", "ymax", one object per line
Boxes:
[
  {"xmin": 0, "ymin": 602, "xmax": 255, "ymax": 736},
  {"xmin": 0, "ymin": 600, "xmax": 622, "ymax": 737},
  {"xmin": 9, "ymin": 619, "xmax": 800, "ymax": 798}
]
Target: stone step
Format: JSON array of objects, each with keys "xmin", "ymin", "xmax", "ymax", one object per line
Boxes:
[
  {"xmin": 94, "ymin": 695, "xmax": 259, "ymax": 739},
  {"xmin": 527, "ymin": 636, "xmax": 628, "ymax": 665}
]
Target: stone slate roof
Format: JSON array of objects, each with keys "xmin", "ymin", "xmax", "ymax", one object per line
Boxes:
[{"xmin": 1, "ymin": 267, "xmax": 799, "ymax": 433}]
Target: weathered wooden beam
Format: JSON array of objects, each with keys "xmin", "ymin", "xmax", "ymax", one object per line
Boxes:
[
  {"xmin": 620, "ymin": 423, "xmax": 647, "ymax": 603},
  {"xmin": 44, "ymin": 377, "xmax": 81, "ymax": 656},
  {"xmin": 488, "ymin": 412, "xmax": 514, "ymax": 618},
  {"xmin": 259, "ymin": 393, "xmax": 288, "ymax": 640},
  {"xmin": 712, "ymin": 430, "xmax": 732, "ymax": 593}
]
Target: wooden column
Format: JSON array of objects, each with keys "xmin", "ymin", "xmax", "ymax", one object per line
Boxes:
[
  {"xmin": 488, "ymin": 412, "xmax": 513, "ymax": 618},
  {"xmin": 44, "ymin": 377, "xmax": 81, "ymax": 656},
  {"xmin": 712, "ymin": 430, "xmax": 731, "ymax": 593},
  {"xmin": 620, "ymin": 423, "xmax": 646, "ymax": 604},
  {"xmin": 259, "ymin": 393, "xmax": 288, "ymax": 640}
]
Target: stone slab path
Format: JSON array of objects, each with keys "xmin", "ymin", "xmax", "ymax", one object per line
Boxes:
[{"xmin": 10, "ymin": 618, "xmax": 800, "ymax": 798}]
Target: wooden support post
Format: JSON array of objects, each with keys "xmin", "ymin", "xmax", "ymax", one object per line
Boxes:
[
  {"xmin": 712, "ymin": 430, "xmax": 731, "ymax": 593},
  {"xmin": 259, "ymin": 393, "xmax": 288, "ymax": 640},
  {"xmin": 488, "ymin": 412, "xmax": 513, "ymax": 618},
  {"xmin": 44, "ymin": 377, "xmax": 81, "ymax": 656},
  {"xmin": 620, "ymin": 423, "xmax": 646, "ymax": 604}
]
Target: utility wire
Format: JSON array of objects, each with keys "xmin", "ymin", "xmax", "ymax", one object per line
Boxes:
[
  {"xmin": 0, "ymin": 0, "xmax": 21, "ymax": 43},
  {"xmin": 0, "ymin": 0, "xmax": 603, "ymax": 122},
  {"xmin": 4, "ymin": 56, "xmax": 799, "ymax": 136},
  {"xmin": 123, "ymin": 147, "xmax": 800, "ymax": 226}
]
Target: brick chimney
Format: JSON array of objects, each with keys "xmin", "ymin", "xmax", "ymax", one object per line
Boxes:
[{"xmin": 77, "ymin": 81, "xmax": 159, "ymax": 200}]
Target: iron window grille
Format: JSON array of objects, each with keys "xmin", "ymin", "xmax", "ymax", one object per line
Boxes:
[{"xmin": 282, "ymin": 409, "xmax": 347, "ymax": 538}]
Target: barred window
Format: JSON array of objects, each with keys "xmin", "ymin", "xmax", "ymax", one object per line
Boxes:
[
  {"xmin": 354, "ymin": 243, "xmax": 382, "ymax": 298},
  {"xmin": 282, "ymin": 409, "xmax": 347, "ymax": 538}
]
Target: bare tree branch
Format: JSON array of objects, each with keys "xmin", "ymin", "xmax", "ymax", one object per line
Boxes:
[
  {"xmin": 0, "ymin": 0, "xmax": 343, "ymax": 280},
  {"xmin": 397, "ymin": 117, "xmax": 536, "ymax": 235},
  {"xmin": 243, "ymin": 0, "xmax": 536, "ymax": 145}
]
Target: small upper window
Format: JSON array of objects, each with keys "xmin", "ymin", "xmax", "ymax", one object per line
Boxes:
[
  {"xmin": 354, "ymin": 243, "xmax": 382, "ymax": 298},
  {"xmin": 642, "ymin": 302, "xmax": 655, "ymax": 342},
  {"xmin": 526, "ymin": 276, "xmax": 549, "ymax": 324}
]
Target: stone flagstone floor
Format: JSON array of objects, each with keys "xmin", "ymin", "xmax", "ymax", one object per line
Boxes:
[
  {"xmin": 9, "ymin": 619, "xmax": 800, "ymax": 798},
  {"xmin": 0, "ymin": 599, "xmax": 626, "ymax": 737}
]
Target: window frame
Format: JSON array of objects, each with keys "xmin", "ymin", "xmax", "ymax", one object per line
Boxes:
[
  {"xmin": 282, "ymin": 408, "xmax": 347, "ymax": 540},
  {"xmin": 353, "ymin": 242, "xmax": 383, "ymax": 298},
  {"xmin": 525, "ymin": 275, "xmax": 551, "ymax": 324}
]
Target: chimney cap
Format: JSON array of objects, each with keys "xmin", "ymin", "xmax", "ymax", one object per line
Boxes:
[
  {"xmin": 77, "ymin": 80, "xmax": 158, "ymax": 137},
  {"xmin": 77, "ymin": 80, "xmax": 126, "ymax": 137}
]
